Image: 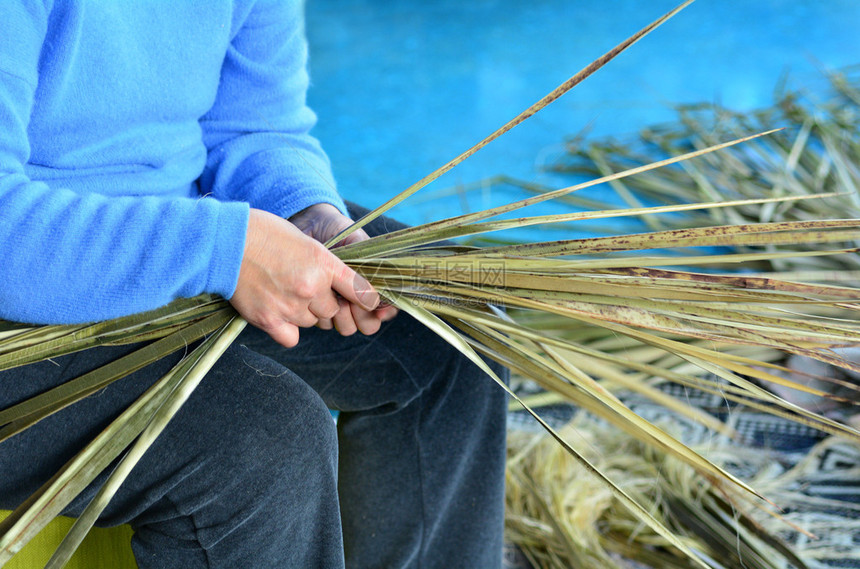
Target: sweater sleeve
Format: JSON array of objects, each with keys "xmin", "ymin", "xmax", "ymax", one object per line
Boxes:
[
  {"xmin": 0, "ymin": 4, "xmax": 249, "ymax": 325},
  {"xmin": 198, "ymin": 0, "xmax": 347, "ymax": 219}
]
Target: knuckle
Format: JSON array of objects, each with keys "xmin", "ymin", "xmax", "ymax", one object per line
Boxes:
[
  {"xmin": 323, "ymin": 303, "xmax": 339, "ymax": 320},
  {"xmin": 298, "ymin": 314, "xmax": 319, "ymax": 328},
  {"xmin": 293, "ymin": 273, "xmax": 321, "ymax": 300}
]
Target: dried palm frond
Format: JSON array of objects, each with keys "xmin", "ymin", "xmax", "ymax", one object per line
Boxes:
[{"xmin": 1, "ymin": 2, "xmax": 858, "ymax": 568}]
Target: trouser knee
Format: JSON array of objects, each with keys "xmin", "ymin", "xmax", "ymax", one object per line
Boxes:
[
  {"xmin": 199, "ymin": 344, "xmax": 338, "ymax": 490},
  {"xmin": 113, "ymin": 344, "xmax": 339, "ymax": 534}
]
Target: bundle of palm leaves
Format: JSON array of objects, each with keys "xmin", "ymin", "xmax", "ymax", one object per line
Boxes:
[{"xmin": 2, "ymin": 2, "xmax": 860, "ymax": 567}]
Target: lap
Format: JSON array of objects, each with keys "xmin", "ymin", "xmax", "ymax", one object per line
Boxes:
[
  {"xmin": 0, "ymin": 338, "xmax": 335, "ymax": 516},
  {"xmin": 238, "ymin": 309, "xmax": 484, "ymax": 413},
  {"xmin": 0, "ymin": 203, "xmax": 499, "ymax": 517}
]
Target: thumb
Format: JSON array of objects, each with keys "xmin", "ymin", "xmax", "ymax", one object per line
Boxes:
[{"xmin": 330, "ymin": 261, "xmax": 379, "ymax": 311}]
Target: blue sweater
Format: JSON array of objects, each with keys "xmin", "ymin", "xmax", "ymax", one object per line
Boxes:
[{"xmin": 0, "ymin": 1, "xmax": 347, "ymax": 325}]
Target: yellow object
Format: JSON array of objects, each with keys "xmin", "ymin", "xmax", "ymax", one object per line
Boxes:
[{"xmin": 0, "ymin": 511, "xmax": 136, "ymax": 569}]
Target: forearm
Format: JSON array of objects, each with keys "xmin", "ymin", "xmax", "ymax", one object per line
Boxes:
[{"xmin": 0, "ymin": 175, "xmax": 248, "ymax": 324}]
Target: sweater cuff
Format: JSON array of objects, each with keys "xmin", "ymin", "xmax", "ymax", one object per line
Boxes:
[
  {"xmin": 206, "ymin": 199, "xmax": 250, "ymax": 300},
  {"xmin": 270, "ymin": 190, "xmax": 349, "ymax": 221}
]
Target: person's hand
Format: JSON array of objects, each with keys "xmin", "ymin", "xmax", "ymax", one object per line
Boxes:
[
  {"xmin": 230, "ymin": 208, "xmax": 382, "ymax": 348},
  {"xmin": 289, "ymin": 203, "xmax": 398, "ymax": 334},
  {"xmin": 288, "ymin": 202, "xmax": 367, "ymax": 248}
]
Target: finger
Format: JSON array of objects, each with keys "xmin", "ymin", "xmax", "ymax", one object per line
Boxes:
[
  {"xmin": 352, "ymin": 303, "xmax": 383, "ymax": 336},
  {"xmin": 332, "ymin": 298, "xmax": 358, "ymax": 336},
  {"xmin": 265, "ymin": 320, "xmax": 301, "ymax": 348},
  {"xmin": 277, "ymin": 295, "xmax": 321, "ymax": 329},
  {"xmin": 308, "ymin": 292, "xmax": 340, "ymax": 320},
  {"xmin": 377, "ymin": 305, "xmax": 399, "ymax": 323},
  {"xmin": 316, "ymin": 317, "xmax": 334, "ymax": 331},
  {"xmin": 330, "ymin": 262, "xmax": 379, "ymax": 312},
  {"xmin": 335, "ymin": 227, "xmax": 371, "ymax": 248},
  {"xmin": 292, "ymin": 311, "xmax": 319, "ymax": 329}
]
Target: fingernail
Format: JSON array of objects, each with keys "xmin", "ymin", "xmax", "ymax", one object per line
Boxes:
[{"xmin": 354, "ymin": 274, "xmax": 379, "ymax": 310}]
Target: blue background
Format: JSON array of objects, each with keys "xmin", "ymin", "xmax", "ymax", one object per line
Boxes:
[{"xmin": 305, "ymin": 0, "xmax": 860, "ymax": 226}]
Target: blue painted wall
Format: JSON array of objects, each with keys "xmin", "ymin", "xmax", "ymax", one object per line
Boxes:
[{"xmin": 305, "ymin": 0, "xmax": 860, "ymax": 226}]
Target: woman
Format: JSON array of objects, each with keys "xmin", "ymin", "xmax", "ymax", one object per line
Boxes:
[{"xmin": 0, "ymin": 2, "xmax": 507, "ymax": 567}]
